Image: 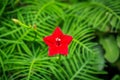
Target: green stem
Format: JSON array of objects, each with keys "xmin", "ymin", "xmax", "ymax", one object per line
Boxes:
[
  {"xmin": 33, "ymin": 24, "xmax": 37, "ymax": 42},
  {"xmin": 0, "ymin": 57, "xmax": 7, "ymax": 80},
  {"xmin": 33, "ymin": 31, "xmax": 37, "ymax": 42},
  {"xmin": 27, "ymin": 59, "xmax": 35, "ymax": 80},
  {"xmin": 57, "ymin": 54, "xmax": 61, "ymax": 64}
]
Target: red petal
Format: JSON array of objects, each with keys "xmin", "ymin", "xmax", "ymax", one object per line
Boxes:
[
  {"xmin": 58, "ymin": 45, "xmax": 68, "ymax": 55},
  {"xmin": 62, "ymin": 35, "xmax": 73, "ymax": 45},
  {"xmin": 48, "ymin": 47, "xmax": 58, "ymax": 56},
  {"xmin": 48, "ymin": 46, "xmax": 68, "ymax": 56},
  {"xmin": 52, "ymin": 27, "xmax": 63, "ymax": 38},
  {"xmin": 43, "ymin": 36, "xmax": 55, "ymax": 46}
]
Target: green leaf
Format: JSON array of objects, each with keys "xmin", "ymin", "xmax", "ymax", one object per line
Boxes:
[
  {"xmin": 0, "ymin": 0, "xmax": 8, "ymax": 16},
  {"xmin": 117, "ymin": 35, "xmax": 120, "ymax": 48},
  {"xmin": 100, "ymin": 35, "xmax": 119, "ymax": 63},
  {"xmin": 67, "ymin": 0, "xmax": 120, "ymax": 32},
  {"xmin": 112, "ymin": 75, "xmax": 120, "ymax": 80}
]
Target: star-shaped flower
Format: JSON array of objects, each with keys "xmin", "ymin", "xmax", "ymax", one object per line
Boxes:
[{"xmin": 43, "ymin": 27, "xmax": 73, "ymax": 56}]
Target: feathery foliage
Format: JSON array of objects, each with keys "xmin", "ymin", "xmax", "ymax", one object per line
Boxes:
[{"xmin": 0, "ymin": 0, "xmax": 120, "ymax": 80}]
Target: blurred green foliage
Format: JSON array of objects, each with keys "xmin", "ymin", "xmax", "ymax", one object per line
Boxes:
[{"xmin": 0, "ymin": 0, "xmax": 120, "ymax": 80}]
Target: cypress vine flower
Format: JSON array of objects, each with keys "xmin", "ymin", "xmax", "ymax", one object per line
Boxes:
[{"xmin": 43, "ymin": 27, "xmax": 73, "ymax": 56}]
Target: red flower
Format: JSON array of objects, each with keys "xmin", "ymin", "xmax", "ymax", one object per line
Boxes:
[{"xmin": 43, "ymin": 27, "xmax": 73, "ymax": 56}]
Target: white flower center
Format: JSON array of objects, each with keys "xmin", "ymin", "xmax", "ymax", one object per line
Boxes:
[
  {"xmin": 56, "ymin": 37, "xmax": 61, "ymax": 46},
  {"xmin": 56, "ymin": 37, "xmax": 61, "ymax": 41}
]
